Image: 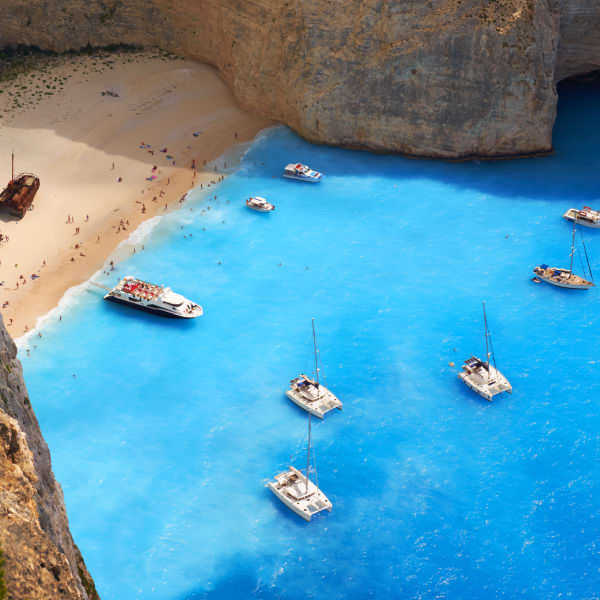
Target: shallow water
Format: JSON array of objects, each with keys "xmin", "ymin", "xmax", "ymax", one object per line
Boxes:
[{"xmin": 22, "ymin": 79, "xmax": 600, "ymax": 600}]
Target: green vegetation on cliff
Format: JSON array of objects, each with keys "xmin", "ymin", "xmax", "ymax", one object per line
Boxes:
[{"xmin": 0, "ymin": 547, "xmax": 7, "ymax": 600}]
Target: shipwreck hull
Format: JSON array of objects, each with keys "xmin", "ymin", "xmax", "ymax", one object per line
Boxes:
[{"xmin": 0, "ymin": 173, "xmax": 40, "ymax": 218}]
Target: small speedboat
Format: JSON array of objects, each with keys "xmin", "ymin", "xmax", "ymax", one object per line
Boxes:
[
  {"xmin": 563, "ymin": 207, "xmax": 600, "ymax": 228},
  {"xmin": 283, "ymin": 163, "xmax": 323, "ymax": 182},
  {"xmin": 246, "ymin": 196, "xmax": 274, "ymax": 212}
]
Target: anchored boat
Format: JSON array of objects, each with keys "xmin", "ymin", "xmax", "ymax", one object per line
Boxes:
[
  {"xmin": 268, "ymin": 394, "xmax": 332, "ymax": 521},
  {"xmin": 563, "ymin": 207, "xmax": 600, "ymax": 228},
  {"xmin": 458, "ymin": 302, "xmax": 512, "ymax": 402},
  {"xmin": 93, "ymin": 276, "xmax": 203, "ymax": 318},
  {"xmin": 286, "ymin": 320, "xmax": 342, "ymax": 418},
  {"xmin": 283, "ymin": 163, "xmax": 323, "ymax": 182},
  {"xmin": 0, "ymin": 153, "xmax": 40, "ymax": 219},
  {"xmin": 246, "ymin": 196, "xmax": 275, "ymax": 212},
  {"xmin": 533, "ymin": 221, "xmax": 594, "ymax": 289}
]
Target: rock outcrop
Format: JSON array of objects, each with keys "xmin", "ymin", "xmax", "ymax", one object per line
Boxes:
[
  {"xmin": 0, "ymin": 315, "xmax": 98, "ymax": 600},
  {"xmin": 0, "ymin": 1, "xmax": 599, "ymax": 155}
]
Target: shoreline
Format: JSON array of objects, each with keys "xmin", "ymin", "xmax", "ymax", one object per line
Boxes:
[
  {"xmin": 14, "ymin": 135, "xmax": 264, "ymax": 348},
  {"xmin": 0, "ymin": 49, "xmax": 272, "ymax": 337}
]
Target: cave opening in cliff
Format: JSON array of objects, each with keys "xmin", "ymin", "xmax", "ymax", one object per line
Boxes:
[{"xmin": 553, "ymin": 71, "xmax": 600, "ymax": 158}]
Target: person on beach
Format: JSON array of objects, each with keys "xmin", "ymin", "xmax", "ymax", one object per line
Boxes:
[
  {"xmin": 111, "ymin": 162, "xmax": 115, "ymax": 170},
  {"xmin": 85, "ymin": 215, "xmax": 89, "ymax": 222},
  {"xmin": 164, "ymin": 204, "xmax": 168, "ymax": 211}
]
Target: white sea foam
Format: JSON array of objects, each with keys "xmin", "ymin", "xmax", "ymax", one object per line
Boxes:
[
  {"xmin": 16, "ymin": 216, "xmax": 164, "ymax": 349},
  {"xmin": 15, "ymin": 127, "xmax": 275, "ymax": 348}
]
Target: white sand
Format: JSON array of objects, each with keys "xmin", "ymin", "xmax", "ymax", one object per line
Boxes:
[{"xmin": 0, "ymin": 50, "xmax": 271, "ymax": 335}]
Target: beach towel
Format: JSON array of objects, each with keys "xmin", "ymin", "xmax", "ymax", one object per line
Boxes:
[
  {"xmin": 193, "ymin": 131, "xmax": 201, "ymax": 137},
  {"xmin": 146, "ymin": 175, "xmax": 157, "ymax": 181},
  {"xmin": 166, "ymin": 155, "xmax": 174, "ymax": 160}
]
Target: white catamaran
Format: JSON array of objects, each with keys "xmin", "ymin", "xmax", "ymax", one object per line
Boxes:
[
  {"xmin": 458, "ymin": 302, "xmax": 512, "ymax": 402},
  {"xmin": 268, "ymin": 385, "xmax": 333, "ymax": 521},
  {"xmin": 533, "ymin": 221, "xmax": 594, "ymax": 289},
  {"xmin": 286, "ymin": 320, "xmax": 342, "ymax": 418}
]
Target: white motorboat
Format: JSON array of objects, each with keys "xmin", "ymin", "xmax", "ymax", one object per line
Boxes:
[
  {"xmin": 458, "ymin": 302, "xmax": 512, "ymax": 402},
  {"xmin": 283, "ymin": 163, "xmax": 323, "ymax": 182},
  {"xmin": 563, "ymin": 207, "xmax": 600, "ymax": 228},
  {"xmin": 246, "ymin": 196, "xmax": 274, "ymax": 212},
  {"xmin": 286, "ymin": 320, "xmax": 342, "ymax": 418},
  {"xmin": 533, "ymin": 221, "xmax": 594, "ymax": 289},
  {"xmin": 268, "ymin": 410, "xmax": 332, "ymax": 521},
  {"xmin": 98, "ymin": 276, "xmax": 203, "ymax": 318}
]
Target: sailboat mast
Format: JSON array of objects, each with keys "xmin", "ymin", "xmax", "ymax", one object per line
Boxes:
[
  {"xmin": 307, "ymin": 318, "xmax": 318, "ymax": 494},
  {"xmin": 569, "ymin": 221, "xmax": 576, "ymax": 275},
  {"xmin": 305, "ymin": 411, "xmax": 312, "ymax": 494},
  {"xmin": 11, "ymin": 152, "xmax": 14, "ymax": 185},
  {"xmin": 312, "ymin": 318, "xmax": 319, "ymax": 385},
  {"xmin": 483, "ymin": 301, "xmax": 491, "ymax": 381}
]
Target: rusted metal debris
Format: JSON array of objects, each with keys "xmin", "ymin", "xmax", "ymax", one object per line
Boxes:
[{"xmin": 0, "ymin": 154, "xmax": 40, "ymax": 218}]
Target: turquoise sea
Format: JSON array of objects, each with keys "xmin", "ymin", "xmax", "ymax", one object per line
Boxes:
[{"xmin": 21, "ymin": 78, "xmax": 600, "ymax": 600}]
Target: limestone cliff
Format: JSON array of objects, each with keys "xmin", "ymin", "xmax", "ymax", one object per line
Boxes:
[
  {"xmin": 0, "ymin": 1, "xmax": 599, "ymax": 158},
  {"xmin": 0, "ymin": 315, "xmax": 98, "ymax": 600}
]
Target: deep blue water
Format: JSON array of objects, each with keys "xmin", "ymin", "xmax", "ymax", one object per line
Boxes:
[{"xmin": 21, "ymin": 79, "xmax": 600, "ymax": 600}]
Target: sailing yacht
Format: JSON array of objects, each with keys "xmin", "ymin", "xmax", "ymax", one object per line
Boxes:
[
  {"xmin": 286, "ymin": 320, "xmax": 342, "ymax": 418},
  {"xmin": 458, "ymin": 302, "xmax": 512, "ymax": 402},
  {"xmin": 533, "ymin": 221, "xmax": 594, "ymax": 289},
  {"xmin": 268, "ymin": 391, "xmax": 332, "ymax": 520}
]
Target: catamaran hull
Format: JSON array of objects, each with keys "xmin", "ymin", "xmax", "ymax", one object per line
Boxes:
[
  {"xmin": 267, "ymin": 481, "xmax": 332, "ymax": 522},
  {"xmin": 563, "ymin": 209, "xmax": 600, "ymax": 228},
  {"xmin": 104, "ymin": 295, "xmax": 198, "ymax": 318},
  {"xmin": 458, "ymin": 373, "xmax": 512, "ymax": 401},
  {"xmin": 285, "ymin": 389, "xmax": 342, "ymax": 418}
]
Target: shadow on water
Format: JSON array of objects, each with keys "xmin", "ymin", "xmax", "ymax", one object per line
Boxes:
[{"xmin": 243, "ymin": 79, "xmax": 600, "ymax": 204}]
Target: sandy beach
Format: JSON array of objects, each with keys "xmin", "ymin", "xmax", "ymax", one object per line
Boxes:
[{"xmin": 0, "ymin": 49, "xmax": 271, "ymax": 336}]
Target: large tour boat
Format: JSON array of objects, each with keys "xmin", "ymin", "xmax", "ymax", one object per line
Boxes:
[
  {"xmin": 98, "ymin": 276, "xmax": 203, "ymax": 318},
  {"xmin": 563, "ymin": 207, "xmax": 600, "ymax": 228},
  {"xmin": 533, "ymin": 221, "xmax": 594, "ymax": 289},
  {"xmin": 283, "ymin": 163, "xmax": 323, "ymax": 182},
  {"xmin": 268, "ymin": 408, "xmax": 332, "ymax": 521},
  {"xmin": 286, "ymin": 320, "xmax": 342, "ymax": 418},
  {"xmin": 458, "ymin": 302, "xmax": 512, "ymax": 402}
]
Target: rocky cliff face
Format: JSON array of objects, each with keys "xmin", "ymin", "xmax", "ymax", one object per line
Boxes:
[
  {"xmin": 556, "ymin": 0, "xmax": 600, "ymax": 81},
  {"xmin": 0, "ymin": 316, "xmax": 98, "ymax": 600},
  {"xmin": 0, "ymin": 2, "xmax": 599, "ymax": 152}
]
